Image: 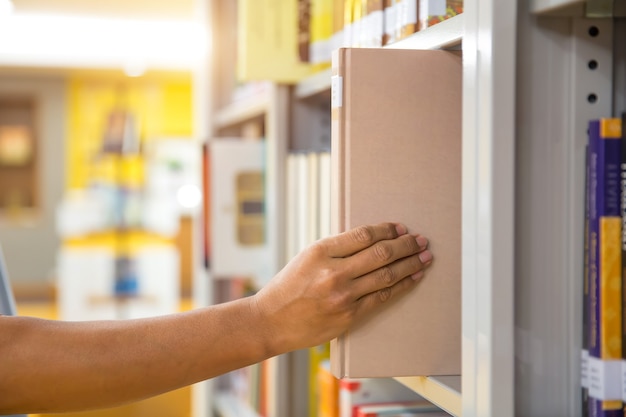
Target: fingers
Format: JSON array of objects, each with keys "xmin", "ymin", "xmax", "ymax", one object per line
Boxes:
[
  {"xmin": 350, "ymin": 238, "xmax": 432, "ymax": 300},
  {"xmin": 355, "ymin": 275, "xmax": 421, "ymax": 314},
  {"xmin": 339, "ymin": 231, "xmax": 428, "ymax": 280},
  {"xmin": 323, "ymin": 222, "xmax": 407, "ymax": 259}
]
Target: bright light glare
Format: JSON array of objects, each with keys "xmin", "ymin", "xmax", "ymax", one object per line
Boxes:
[
  {"xmin": 176, "ymin": 184, "xmax": 202, "ymax": 209},
  {"xmin": 0, "ymin": 0, "xmax": 13, "ymax": 17},
  {"xmin": 0, "ymin": 13, "xmax": 208, "ymax": 70}
]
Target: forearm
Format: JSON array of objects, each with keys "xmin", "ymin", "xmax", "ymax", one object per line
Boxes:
[{"xmin": 0, "ymin": 296, "xmax": 273, "ymax": 414}]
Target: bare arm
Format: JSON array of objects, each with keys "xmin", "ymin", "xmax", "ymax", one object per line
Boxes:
[{"xmin": 0, "ymin": 222, "xmax": 432, "ymax": 414}]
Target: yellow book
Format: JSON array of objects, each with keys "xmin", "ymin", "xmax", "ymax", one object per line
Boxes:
[
  {"xmin": 309, "ymin": 0, "xmax": 334, "ymax": 67},
  {"xmin": 237, "ymin": 0, "xmax": 316, "ymax": 82}
]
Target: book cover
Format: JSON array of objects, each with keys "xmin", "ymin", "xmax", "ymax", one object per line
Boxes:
[
  {"xmin": 237, "ymin": 0, "xmax": 316, "ymax": 82},
  {"xmin": 210, "ymin": 139, "xmax": 273, "ymax": 286},
  {"xmin": 330, "ymin": 47, "xmax": 462, "ymax": 378},
  {"xmin": 587, "ymin": 118, "xmax": 623, "ymax": 416}
]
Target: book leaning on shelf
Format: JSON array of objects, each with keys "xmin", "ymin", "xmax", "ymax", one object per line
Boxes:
[{"xmin": 586, "ymin": 117, "xmax": 623, "ymax": 417}]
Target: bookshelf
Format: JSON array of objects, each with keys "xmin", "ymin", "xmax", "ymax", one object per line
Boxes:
[{"xmin": 197, "ymin": 0, "xmax": 626, "ymax": 416}]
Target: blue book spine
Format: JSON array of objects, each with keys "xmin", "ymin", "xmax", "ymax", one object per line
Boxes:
[
  {"xmin": 621, "ymin": 111, "xmax": 626, "ymax": 413},
  {"xmin": 588, "ymin": 118, "xmax": 623, "ymax": 416},
  {"xmin": 583, "ymin": 143, "xmax": 590, "ymax": 417}
]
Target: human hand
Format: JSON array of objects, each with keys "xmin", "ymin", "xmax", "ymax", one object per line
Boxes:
[{"xmin": 251, "ymin": 222, "xmax": 433, "ymax": 354}]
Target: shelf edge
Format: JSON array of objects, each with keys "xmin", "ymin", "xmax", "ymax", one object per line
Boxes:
[
  {"xmin": 213, "ymin": 92, "xmax": 269, "ymax": 130},
  {"xmin": 530, "ymin": 0, "xmax": 585, "ymax": 15},
  {"xmin": 384, "ymin": 14, "xmax": 464, "ymax": 51},
  {"xmin": 294, "ymin": 68, "xmax": 332, "ymax": 100},
  {"xmin": 393, "ymin": 376, "xmax": 462, "ymax": 417},
  {"xmin": 294, "ymin": 15, "xmax": 464, "ymax": 101}
]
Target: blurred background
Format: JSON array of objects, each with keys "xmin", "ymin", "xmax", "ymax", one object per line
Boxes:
[{"xmin": 0, "ymin": 1, "xmax": 208, "ymax": 416}]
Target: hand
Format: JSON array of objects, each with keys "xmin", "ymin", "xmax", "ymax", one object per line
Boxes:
[{"xmin": 252, "ymin": 222, "xmax": 433, "ymax": 354}]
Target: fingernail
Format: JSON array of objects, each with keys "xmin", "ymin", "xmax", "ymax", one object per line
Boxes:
[
  {"xmin": 419, "ymin": 250, "xmax": 432, "ymax": 264},
  {"xmin": 395, "ymin": 224, "xmax": 407, "ymax": 236},
  {"xmin": 411, "ymin": 271, "xmax": 425, "ymax": 281},
  {"xmin": 416, "ymin": 235, "xmax": 428, "ymax": 249}
]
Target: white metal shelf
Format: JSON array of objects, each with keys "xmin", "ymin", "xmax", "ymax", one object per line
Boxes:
[
  {"xmin": 294, "ymin": 68, "xmax": 332, "ymax": 100},
  {"xmin": 394, "ymin": 376, "xmax": 461, "ymax": 417},
  {"xmin": 385, "ymin": 13, "xmax": 463, "ymax": 50},
  {"xmin": 293, "ymin": 14, "xmax": 464, "ymax": 102},
  {"xmin": 213, "ymin": 90, "xmax": 270, "ymax": 131},
  {"xmin": 531, "ymin": 0, "xmax": 585, "ymax": 15},
  {"xmin": 530, "ymin": 0, "xmax": 585, "ymax": 17}
]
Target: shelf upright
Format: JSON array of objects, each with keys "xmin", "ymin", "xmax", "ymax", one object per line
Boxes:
[
  {"xmin": 461, "ymin": 0, "xmax": 517, "ymax": 415},
  {"xmin": 513, "ymin": 1, "xmax": 614, "ymax": 414}
]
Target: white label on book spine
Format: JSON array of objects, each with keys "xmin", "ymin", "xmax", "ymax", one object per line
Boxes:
[
  {"xmin": 384, "ymin": 3, "xmax": 396, "ymax": 36},
  {"xmin": 406, "ymin": 0, "xmax": 418, "ymax": 24},
  {"xmin": 588, "ymin": 356, "xmax": 622, "ymax": 400},
  {"xmin": 331, "ymin": 75, "xmax": 343, "ymax": 109},
  {"xmin": 622, "ymin": 360, "xmax": 626, "ymax": 401},
  {"xmin": 581, "ymin": 349, "xmax": 589, "ymax": 388}
]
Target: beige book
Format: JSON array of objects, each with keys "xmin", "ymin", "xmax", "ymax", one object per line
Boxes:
[{"xmin": 330, "ymin": 47, "xmax": 462, "ymax": 378}]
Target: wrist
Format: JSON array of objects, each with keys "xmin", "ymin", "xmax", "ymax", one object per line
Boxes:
[{"xmin": 245, "ymin": 294, "xmax": 284, "ymax": 359}]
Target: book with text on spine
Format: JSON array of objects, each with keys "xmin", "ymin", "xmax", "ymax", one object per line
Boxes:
[{"xmin": 587, "ymin": 118, "xmax": 623, "ymax": 417}]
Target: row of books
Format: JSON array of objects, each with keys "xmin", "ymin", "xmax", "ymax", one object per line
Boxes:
[
  {"xmin": 285, "ymin": 150, "xmax": 332, "ymax": 260},
  {"xmin": 581, "ymin": 114, "xmax": 626, "ymax": 416},
  {"xmin": 236, "ymin": 0, "xmax": 463, "ymax": 82},
  {"xmin": 317, "ymin": 364, "xmax": 448, "ymax": 417},
  {"xmin": 299, "ymin": 0, "xmax": 463, "ymax": 66}
]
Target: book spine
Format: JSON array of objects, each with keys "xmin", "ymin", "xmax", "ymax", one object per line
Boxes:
[
  {"xmin": 583, "ymin": 143, "xmax": 590, "ymax": 416},
  {"xmin": 588, "ymin": 118, "xmax": 623, "ymax": 416},
  {"xmin": 330, "ymin": 47, "xmax": 347, "ymax": 378},
  {"xmin": 621, "ymin": 111, "xmax": 626, "ymax": 410}
]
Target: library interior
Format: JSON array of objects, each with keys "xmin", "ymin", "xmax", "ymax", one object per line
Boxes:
[{"xmin": 0, "ymin": 0, "xmax": 624, "ymax": 417}]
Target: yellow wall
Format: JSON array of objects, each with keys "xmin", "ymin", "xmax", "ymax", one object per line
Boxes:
[{"xmin": 65, "ymin": 72, "xmax": 193, "ymax": 190}]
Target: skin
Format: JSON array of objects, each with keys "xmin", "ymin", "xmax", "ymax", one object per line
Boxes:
[{"xmin": 0, "ymin": 222, "xmax": 433, "ymax": 414}]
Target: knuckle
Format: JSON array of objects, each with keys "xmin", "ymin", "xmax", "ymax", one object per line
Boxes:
[
  {"xmin": 353, "ymin": 225, "xmax": 374, "ymax": 244},
  {"xmin": 377, "ymin": 266, "xmax": 396, "ymax": 286},
  {"xmin": 402, "ymin": 234, "xmax": 419, "ymax": 252},
  {"xmin": 373, "ymin": 242, "xmax": 394, "ymax": 262},
  {"xmin": 325, "ymin": 291, "xmax": 353, "ymax": 314},
  {"xmin": 377, "ymin": 287, "xmax": 393, "ymax": 303},
  {"xmin": 308, "ymin": 241, "xmax": 328, "ymax": 258}
]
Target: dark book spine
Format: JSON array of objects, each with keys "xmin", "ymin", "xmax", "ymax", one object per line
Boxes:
[
  {"xmin": 621, "ymin": 111, "xmax": 626, "ymax": 414},
  {"xmin": 588, "ymin": 118, "xmax": 623, "ymax": 416},
  {"xmin": 584, "ymin": 142, "xmax": 590, "ymax": 417}
]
